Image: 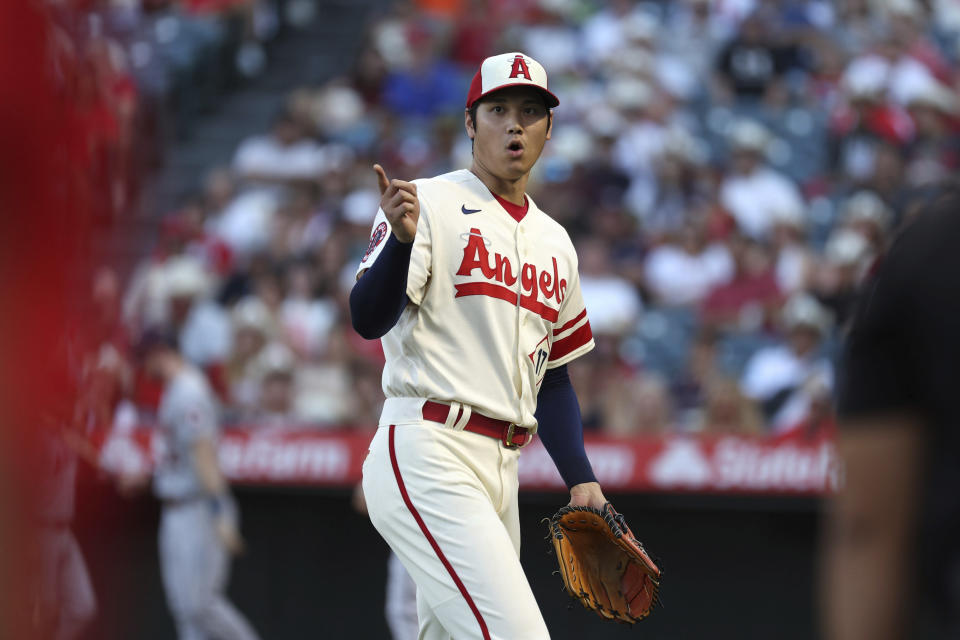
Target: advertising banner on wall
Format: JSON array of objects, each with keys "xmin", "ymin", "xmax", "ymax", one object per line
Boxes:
[{"xmin": 93, "ymin": 425, "xmax": 838, "ymax": 495}]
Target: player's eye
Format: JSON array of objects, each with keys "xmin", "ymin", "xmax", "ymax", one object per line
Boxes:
[{"xmin": 491, "ymin": 105, "xmax": 504, "ymax": 113}]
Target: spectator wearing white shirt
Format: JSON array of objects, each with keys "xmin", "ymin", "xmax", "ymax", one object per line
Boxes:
[
  {"xmin": 740, "ymin": 293, "xmax": 834, "ymax": 432},
  {"xmin": 248, "ymin": 342, "xmax": 304, "ymax": 429},
  {"xmin": 232, "ymin": 110, "xmax": 324, "ymax": 184},
  {"xmin": 661, "ymin": 0, "xmax": 732, "ymax": 84},
  {"xmin": 770, "ymin": 201, "xmax": 815, "ymax": 295},
  {"xmin": 719, "ymin": 119, "xmax": 806, "ymax": 240},
  {"xmin": 267, "ymin": 184, "xmax": 331, "ymax": 258},
  {"xmin": 578, "ymin": 238, "xmax": 643, "ymax": 337},
  {"xmin": 123, "ymin": 220, "xmax": 209, "ymax": 333},
  {"xmin": 226, "ymin": 296, "xmax": 275, "ymax": 411},
  {"xmin": 580, "ymin": 0, "xmax": 635, "ymax": 64},
  {"xmin": 643, "ymin": 222, "xmax": 734, "ymax": 306},
  {"xmin": 626, "ymin": 130, "xmax": 710, "ymax": 239},
  {"xmin": 838, "ymin": 189, "xmax": 893, "ymax": 254},
  {"xmin": 520, "ymin": 4, "xmax": 582, "ymax": 74},
  {"xmin": 280, "ymin": 260, "xmax": 337, "ymax": 359},
  {"xmin": 162, "ymin": 255, "xmax": 232, "ymax": 368},
  {"xmin": 812, "ymin": 228, "xmax": 874, "ymax": 326}
]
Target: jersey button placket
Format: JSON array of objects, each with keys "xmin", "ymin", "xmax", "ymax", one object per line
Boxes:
[{"xmin": 515, "ymin": 224, "xmax": 531, "ymax": 411}]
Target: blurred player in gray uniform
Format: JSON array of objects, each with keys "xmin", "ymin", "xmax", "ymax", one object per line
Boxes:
[
  {"xmin": 34, "ymin": 422, "xmax": 96, "ymax": 640},
  {"xmin": 136, "ymin": 328, "xmax": 260, "ymax": 640}
]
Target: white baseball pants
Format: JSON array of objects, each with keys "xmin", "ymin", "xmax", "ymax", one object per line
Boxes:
[
  {"xmin": 362, "ymin": 419, "xmax": 550, "ymax": 640},
  {"xmin": 159, "ymin": 501, "xmax": 260, "ymax": 640},
  {"xmin": 385, "ymin": 551, "xmax": 418, "ymax": 640},
  {"xmin": 38, "ymin": 526, "xmax": 96, "ymax": 640}
]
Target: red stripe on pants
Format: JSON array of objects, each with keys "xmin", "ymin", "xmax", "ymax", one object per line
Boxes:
[{"xmin": 387, "ymin": 425, "xmax": 491, "ymax": 640}]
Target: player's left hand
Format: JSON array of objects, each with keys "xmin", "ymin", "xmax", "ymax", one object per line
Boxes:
[
  {"xmin": 215, "ymin": 516, "xmax": 247, "ymax": 556},
  {"xmin": 116, "ymin": 471, "xmax": 151, "ymax": 497},
  {"xmin": 568, "ymin": 481, "xmax": 607, "ymax": 510},
  {"xmin": 351, "ymin": 483, "xmax": 368, "ymax": 515}
]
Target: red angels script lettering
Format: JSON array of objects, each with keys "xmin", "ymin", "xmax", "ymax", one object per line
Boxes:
[
  {"xmin": 454, "ymin": 228, "xmax": 566, "ymax": 322},
  {"xmin": 455, "ymin": 229, "xmax": 496, "ymax": 279},
  {"xmin": 520, "ymin": 263, "xmax": 539, "ymax": 307},
  {"xmin": 509, "ymin": 55, "xmax": 532, "ymax": 80},
  {"xmin": 538, "ymin": 258, "xmax": 566, "ymax": 304}
]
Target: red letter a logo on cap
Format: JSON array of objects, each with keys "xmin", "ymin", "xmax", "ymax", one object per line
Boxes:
[{"xmin": 509, "ymin": 55, "xmax": 532, "ymax": 80}]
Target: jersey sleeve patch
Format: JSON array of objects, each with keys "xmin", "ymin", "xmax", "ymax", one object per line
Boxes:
[{"xmin": 361, "ymin": 221, "xmax": 388, "ymax": 263}]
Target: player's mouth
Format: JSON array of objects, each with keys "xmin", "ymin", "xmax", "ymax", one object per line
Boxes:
[{"xmin": 506, "ymin": 139, "xmax": 525, "ymax": 158}]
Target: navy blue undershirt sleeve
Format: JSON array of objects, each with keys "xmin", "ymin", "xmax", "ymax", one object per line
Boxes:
[
  {"xmin": 535, "ymin": 364, "xmax": 597, "ymax": 489},
  {"xmin": 349, "ymin": 234, "xmax": 411, "ymax": 339}
]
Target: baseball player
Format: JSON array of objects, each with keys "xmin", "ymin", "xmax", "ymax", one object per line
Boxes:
[
  {"xmin": 134, "ymin": 328, "xmax": 260, "ymax": 640},
  {"xmin": 351, "ymin": 52, "xmax": 606, "ymax": 639},
  {"xmin": 33, "ymin": 421, "xmax": 97, "ymax": 640}
]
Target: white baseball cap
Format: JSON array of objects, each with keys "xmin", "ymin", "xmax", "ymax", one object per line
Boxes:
[
  {"xmin": 465, "ymin": 52, "xmax": 559, "ymax": 109},
  {"xmin": 163, "ymin": 255, "xmax": 210, "ymax": 298},
  {"xmin": 782, "ymin": 293, "xmax": 832, "ymax": 335},
  {"xmin": 825, "ymin": 228, "xmax": 872, "ymax": 266},
  {"xmin": 841, "ymin": 190, "xmax": 892, "ymax": 231},
  {"xmin": 728, "ymin": 119, "xmax": 770, "ymax": 152}
]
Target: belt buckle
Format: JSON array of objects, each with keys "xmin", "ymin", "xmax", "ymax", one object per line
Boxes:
[{"xmin": 502, "ymin": 423, "xmax": 520, "ymax": 448}]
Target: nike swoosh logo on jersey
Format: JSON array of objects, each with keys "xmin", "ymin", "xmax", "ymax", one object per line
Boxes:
[{"xmin": 461, "ymin": 204, "xmax": 482, "ymax": 214}]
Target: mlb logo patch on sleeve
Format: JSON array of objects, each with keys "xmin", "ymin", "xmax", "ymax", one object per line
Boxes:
[{"xmin": 362, "ymin": 221, "xmax": 388, "ymax": 263}]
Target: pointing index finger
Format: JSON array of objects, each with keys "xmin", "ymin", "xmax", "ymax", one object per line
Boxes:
[{"xmin": 373, "ymin": 164, "xmax": 390, "ymax": 195}]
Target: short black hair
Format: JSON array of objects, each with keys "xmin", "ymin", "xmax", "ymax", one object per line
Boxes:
[
  {"xmin": 135, "ymin": 326, "xmax": 179, "ymax": 360},
  {"xmin": 467, "ymin": 103, "xmax": 480, "ymax": 143}
]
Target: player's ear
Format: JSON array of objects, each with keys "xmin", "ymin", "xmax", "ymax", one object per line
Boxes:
[
  {"xmin": 464, "ymin": 108, "xmax": 475, "ymax": 140},
  {"xmin": 545, "ymin": 111, "xmax": 553, "ymax": 141}
]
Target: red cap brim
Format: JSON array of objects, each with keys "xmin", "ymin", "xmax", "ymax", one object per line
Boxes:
[{"xmin": 465, "ymin": 69, "xmax": 559, "ymax": 109}]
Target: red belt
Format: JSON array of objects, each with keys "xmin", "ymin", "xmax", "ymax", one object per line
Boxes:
[{"xmin": 421, "ymin": 401, "xmax": 531, "ymax": 448}]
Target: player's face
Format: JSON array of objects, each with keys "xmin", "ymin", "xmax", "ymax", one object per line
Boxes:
[{"xmin": 466, "ymin": 87, "xmax": 552, "ymax": 180}]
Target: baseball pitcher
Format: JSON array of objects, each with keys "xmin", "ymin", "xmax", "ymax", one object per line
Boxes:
[{"xmin": 350, "ymin": 53, "xmax": 660, "ymax": 639}]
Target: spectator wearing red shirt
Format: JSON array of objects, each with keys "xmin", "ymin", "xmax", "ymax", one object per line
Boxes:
[
  {"xmin": 701, "ymin": 234, "xmax": 781, "ymax": 332},
  {"xmin": 829, "ymin": 57, "xmax": 915, "ymax": 185},
  {"xmin": 904, "ymin": 80, "xmax": 960, "ymax": 186},
  {"xmin": 449, "ymin": 0, "xmax": 499, "ymax": 68}
]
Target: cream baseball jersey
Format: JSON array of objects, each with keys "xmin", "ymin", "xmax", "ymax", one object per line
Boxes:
[{"xmin": 357, "ymin": 169, "xmax": 594, "ymax": 431}]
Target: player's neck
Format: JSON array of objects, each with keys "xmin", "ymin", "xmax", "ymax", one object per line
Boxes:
[
  {"xmin": 160, "ymin": 354, "xmax": 187, "ymax": 381},
  {"xmin": 469, "ymin": 163, "xmax": 528, "ymax": 206}
]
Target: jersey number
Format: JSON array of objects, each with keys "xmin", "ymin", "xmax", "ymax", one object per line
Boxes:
[
  {"xmin": 534, "ymin": 349, "xmax": 548, "ymax": 375},
  {"xmin": 530, "ymin": 333, "xmax": 550, "ymax": 380}
]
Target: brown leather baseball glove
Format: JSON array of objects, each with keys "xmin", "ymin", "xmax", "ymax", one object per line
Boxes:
[{"xmin": 547, "ymin": 503, "xmax": 661, "ymax": 624}]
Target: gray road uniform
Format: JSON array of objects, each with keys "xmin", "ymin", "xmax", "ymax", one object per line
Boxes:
[
  {"xmin": 36, "ymin": 427, "xmax": 96, "ymax": 640},
  {"xmin": 155, "ymin": 367, "xmax": 259, "ymax": 640}
]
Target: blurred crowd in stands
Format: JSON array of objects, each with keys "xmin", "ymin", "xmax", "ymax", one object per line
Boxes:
[
  {"xmin": 82, "ymin": 0, "xmax": 960, "ymax": 438},
  {"xmin": 49, "ymin": 0, "xmax": 295, "ymax": 191}
]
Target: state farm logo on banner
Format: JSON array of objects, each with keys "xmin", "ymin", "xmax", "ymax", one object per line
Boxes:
[
  {"xmin": 648, "ymin": 439, "xmax": 711, "ymax": 489},
  {"xmin": 517, "ymin": 440, "xmax": 637, "ymax": 489},
  {"xmin": 711, "ymin": 437, "xmax": 838, "ymax": 492},
  {"xmin": 219, "ymin": 432, "xmax": 352, "ymax": 483},
  {"xmin": 89, "ymin": 426, "xmax": 839, "ymax": 494},
  {"xmin": 646, "ymin": 434, "xmax": 839, "ymax": 493}
]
